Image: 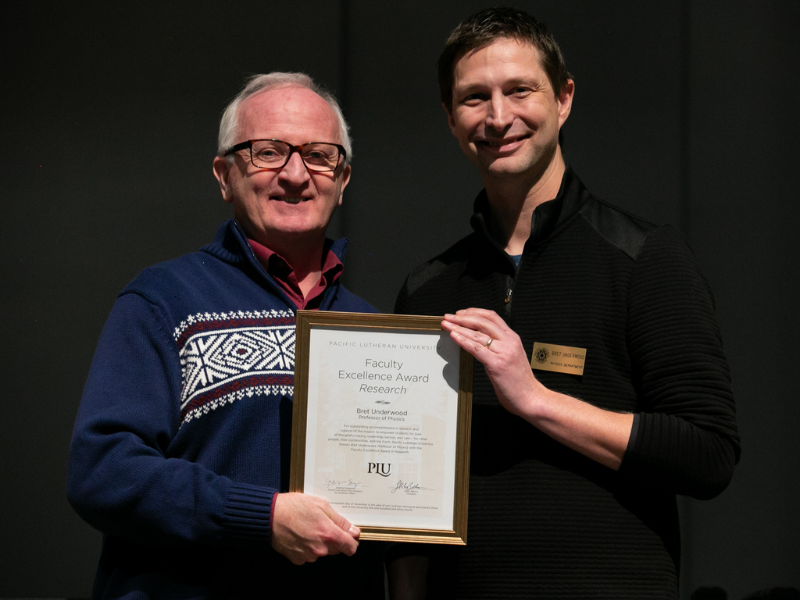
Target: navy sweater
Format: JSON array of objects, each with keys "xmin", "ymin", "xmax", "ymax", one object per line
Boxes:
[{"xmin": 68, "ymin": 220, "xmax": 383, "ymax": 599}]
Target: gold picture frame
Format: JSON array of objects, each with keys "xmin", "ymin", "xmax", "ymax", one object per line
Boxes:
[{"xmin": 290, "ymin": 310, "xmax": 472, "ymax": 545}]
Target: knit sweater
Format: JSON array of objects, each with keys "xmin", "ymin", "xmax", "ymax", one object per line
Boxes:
[
  {"xmin": 68, "ymin": 219, "xmax": 383, "ymax": 599},
  {"xmin": 393, "ymin": 168, "xmax": 740, "ymax": 599}
]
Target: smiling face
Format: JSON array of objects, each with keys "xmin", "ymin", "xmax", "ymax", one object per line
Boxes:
[
  {"xmin": 447, "ymin": 37, "xmax": 573, "ymax": 188},
  {"xmin": 212, "ymin": 85, "xmax": 350, "ymax": 249}
]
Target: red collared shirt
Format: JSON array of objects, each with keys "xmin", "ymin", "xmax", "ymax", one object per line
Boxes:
[{"xmin": 248, "ymin": 238, "xmax": 343, "ymax": 310}]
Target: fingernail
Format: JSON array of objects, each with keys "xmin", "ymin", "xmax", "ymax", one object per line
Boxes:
[{"xmin": 349, "ymin": 525, "xmax": 360, "ymax": 536}]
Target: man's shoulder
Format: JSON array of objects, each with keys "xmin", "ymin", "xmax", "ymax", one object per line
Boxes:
[
  {"xmin": 576, "ymin": 196, "xmax": 660, "ymax": 261},
  {"xmin": 118, "ymin": 221, "xmax": 244, "ymax": 299},
  {"xmin": 401, "ymin": 232, "xmax": 484, "ymax": 300},
  {"xmin": 120, "ymin": 250, "xmax": 218, "ymax": 299},
  {"xmin": 330, "ymin": 285, "xmax": 379, "ymax": 314}
]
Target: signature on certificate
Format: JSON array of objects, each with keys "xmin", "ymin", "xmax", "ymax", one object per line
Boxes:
[
  {"xmin": 324, "ymin": 479, "xmax": 363, "ymax": 492},
  {"xmin": 390, "ymin": 480, "xmax": 431, "ymax": 495}
]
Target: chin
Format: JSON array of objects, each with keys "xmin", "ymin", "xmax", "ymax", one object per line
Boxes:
[{"xmin": 483, "ymin": 160, "xmax": 534, "ymax": 178}]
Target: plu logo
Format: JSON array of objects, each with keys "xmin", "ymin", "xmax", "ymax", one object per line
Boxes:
[{"xmin": 368, "ymin": 462, "xmax": 392, "ymax": 477}]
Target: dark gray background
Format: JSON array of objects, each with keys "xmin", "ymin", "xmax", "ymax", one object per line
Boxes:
[{"xmin": 2, "ymin": 1, "xmax": 798, "ymax": 597}]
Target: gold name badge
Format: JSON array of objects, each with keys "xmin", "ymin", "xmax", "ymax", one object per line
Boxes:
[{"xmin": 530, "ymin": 342, "xmax": 587, "ymax": 376}]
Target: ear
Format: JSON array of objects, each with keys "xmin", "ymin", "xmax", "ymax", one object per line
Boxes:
[
  {"xmin": 212, "ymin": 156, "xmax": 235, "ymax": 204},
  {"xmin": 443, "ymin": 102, "xmax": 457, "ymax": 136},
  {"xmin": 336, "ymin": 164, "xmax": 351, "ymax": 207},
  {"xmin": 557, "ymin": 79, "xmax": 575, "ymax": 129}
]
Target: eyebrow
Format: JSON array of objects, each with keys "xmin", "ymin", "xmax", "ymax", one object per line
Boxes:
[{"xmin": 454, "ymin": 76, "xmax": 544, "ymax": 96}]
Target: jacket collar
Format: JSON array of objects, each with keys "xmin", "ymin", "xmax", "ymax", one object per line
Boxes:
[
  {"xmin": 470, "ymin": 165, "xmax": 592, "ymax": 252},
  {"xmin": 203, "ymin": 219, "xmax": 350, "ymax": 267},
  {"xmin": 200, "ymin": 219, "xmax": 350, "ymax": 310}
]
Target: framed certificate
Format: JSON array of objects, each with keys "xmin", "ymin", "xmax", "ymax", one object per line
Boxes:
[{"xmin": 290, "ymin": 311, "xmax": 472, "ymax": 545}]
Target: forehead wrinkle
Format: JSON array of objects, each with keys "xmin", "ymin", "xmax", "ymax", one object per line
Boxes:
[
  {"xmin": 237, "ymin": 86, "xmax": 341, "ymax": 145},
  {"xmin": 454, "ymin": 39, "xmax": 548, "ymax": 92}
]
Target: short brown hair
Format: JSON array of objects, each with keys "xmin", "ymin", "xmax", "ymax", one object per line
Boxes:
[{"xmin": 438, "ymin": 7, "xmax": 572, "ymax": 111}]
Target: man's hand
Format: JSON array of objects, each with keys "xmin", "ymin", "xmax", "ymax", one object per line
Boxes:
[
  {"xmin": 442, "ymin": 308, "xmax": 542, "ymax": 417},
  {"xmin": 271, "ymin": 492, "xmax": 360, "ymax": 565},
  {"xmin": 442, "ymin": 308, "xmax": 633, "ymax": 470}
]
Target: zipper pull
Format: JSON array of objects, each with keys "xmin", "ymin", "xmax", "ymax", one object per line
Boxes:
[{"xmin": 505, "ymin": 288, "xmax": 513, "ymax": 304}]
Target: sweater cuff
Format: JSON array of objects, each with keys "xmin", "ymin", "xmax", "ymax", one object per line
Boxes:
[
  {"xmin": 618, "ymin": 413, "xmax": 641, "ymax": 471},
  {"xmin": 627, "ymin": 413, "xmax": 641, "ymax": 450},
  {"xmin": 220, "ymin": 482, "xmax": 276, "ymax": 546}
]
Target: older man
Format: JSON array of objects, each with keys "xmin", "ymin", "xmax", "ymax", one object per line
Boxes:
[
  {"xmin": 68, "ymin": 73, "xmax": 383, "ymax": 598},
  {"xmin": 391, "ymin": 8, "xmax": 740, "ymax": 598}
]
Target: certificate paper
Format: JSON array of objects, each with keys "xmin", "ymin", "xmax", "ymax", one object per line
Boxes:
[{"xmin": 291, "ymin": 311, "xmax": 472, "ymax": 544}]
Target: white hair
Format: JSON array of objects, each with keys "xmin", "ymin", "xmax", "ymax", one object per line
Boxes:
[{"xmin": 217, "ymin": 72, "xmax": 352, "ymax": 164}]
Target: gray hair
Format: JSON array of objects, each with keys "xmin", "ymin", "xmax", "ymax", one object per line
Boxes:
[{"xmin": 217, "ymin": 72, "xmax": 352, "ymax": 164}]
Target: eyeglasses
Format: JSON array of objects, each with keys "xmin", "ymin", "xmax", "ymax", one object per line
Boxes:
[{"xmin": 224, "ymin": 139, "xmax": 346, "ymax": 173}]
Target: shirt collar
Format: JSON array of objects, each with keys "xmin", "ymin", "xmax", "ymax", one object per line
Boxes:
[{"xmin": 247, "ymin": 238, "xmax": 343, "ymax": 310}]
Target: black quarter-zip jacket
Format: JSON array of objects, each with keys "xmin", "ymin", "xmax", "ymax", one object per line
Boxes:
[{"xmin": 394, "ymin": 167, "xmax": 739, "ymax": 599}]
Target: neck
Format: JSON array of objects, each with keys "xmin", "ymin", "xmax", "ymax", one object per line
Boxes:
[{"xmin": 483, "ymin": 149, "xmax": 566, "ymax": 255}]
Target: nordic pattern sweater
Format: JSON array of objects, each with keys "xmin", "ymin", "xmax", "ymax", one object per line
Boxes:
[{"xmin": 68, "ymin": 219, "xmax": 383, "ymax": 599}]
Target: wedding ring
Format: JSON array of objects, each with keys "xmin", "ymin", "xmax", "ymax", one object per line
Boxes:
[{"xmin": 485, "ymin": 337, "xmax": 493, "ymax": 348}]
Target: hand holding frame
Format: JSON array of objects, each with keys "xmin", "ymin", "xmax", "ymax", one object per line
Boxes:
[
  {"xmin": 271, "ymin": 492, "xmax": 360, "ymax": 565},
  {"xmin": 442, "ymin": 308, "xmax": 633, "ymax": 470}
]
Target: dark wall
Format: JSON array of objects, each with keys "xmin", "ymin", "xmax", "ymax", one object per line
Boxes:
[
  {"xmin": 2, "ymin": 1, "xmax": 798, "ymax": 597},
  {"xmin": 681, "ymin": 2, "xmax": 800, "ymax": 594}
]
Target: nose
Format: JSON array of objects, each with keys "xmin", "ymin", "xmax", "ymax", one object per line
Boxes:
[
  {"xmin": 485, "ymin": 91, "xmax": 513, "ymax": 131},
  {"xmin": 277, "ymin": 150, "xmax": 311, "ymax": 186}
]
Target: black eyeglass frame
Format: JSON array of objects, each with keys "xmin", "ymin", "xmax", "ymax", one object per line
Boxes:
[{"xmin": 224, "ymin": 139, "xmax": 347, "ymax": 172}]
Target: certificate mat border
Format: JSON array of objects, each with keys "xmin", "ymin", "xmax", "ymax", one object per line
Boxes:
[{"xmin": 290, "ymin": 310, "xmax": 472, "ymax": 545}]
